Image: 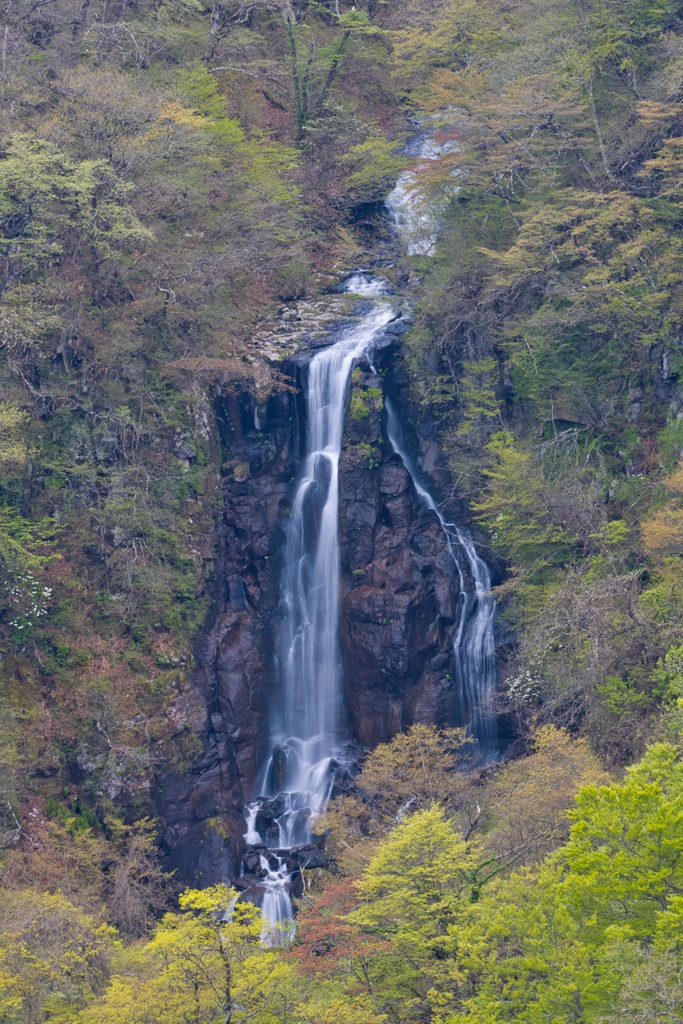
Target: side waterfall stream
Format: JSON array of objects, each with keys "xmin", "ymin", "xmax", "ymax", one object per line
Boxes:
[{"xmin": 238, "ymin": 138, "xmax": 496, "ymax": 942}]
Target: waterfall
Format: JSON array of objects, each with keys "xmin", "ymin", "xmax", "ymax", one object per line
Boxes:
[
  {"xmin": 274, "ymin": 291, "xmax": 395, "ymax": 793},
  {"xmin": 259, "ymin": 855, "xmax": 295, "ymax": 946},
  {"xmin": 243, "ymin": 804, "xmax": 260, "ymax": 845},
  {"xmin": 241, "ymin": 276, "xmax": 396, "ymax": 940},
  {"xmin": 385, "ymin": 129, "xmax": 461, "ymax": 256},
  {"xmin": 383, "ymin": 399, "xmax": 496, "ymax": 747},
  {"xmin": 384, "ymin": 122, "xmax": 495, "ymax": 742},
  {"xmin": 239, "ymin": 124, "xmax": 494, "ymax": 938}
]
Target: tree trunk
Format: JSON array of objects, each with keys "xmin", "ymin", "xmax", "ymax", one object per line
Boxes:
[{"xmin": 2, "ymin": 0, "xmax": 12, "ymax": 79}]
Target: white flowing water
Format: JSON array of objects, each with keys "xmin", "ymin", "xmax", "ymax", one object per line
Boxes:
[
  {"xmin": 385, "ymin": 130, "xmax": 461, "ymax": 256},
  {"xmin": 259, "ymin": 855, "xmax": 295, "ymax": 945},
  {"xmin": 241, "ymin": 130, "xmax": 493, "ymax": 936},
  {"xmin": 243, "ymin": 804, "xmax": 260, "ymax": 845},
  {"xmin": 242, "ymin": 277, "xmax": 395, "ymax": 940},
  {"xmin": 384, "ymin": 399, "xmax": 496, "ymax": 747},
  {"xmin": 276, "ymin": 294, "xmax": 395, "ymax": 769},
  {"xmin": 384, "ymin": 123, "xmax": 495, "ymax": 741}
]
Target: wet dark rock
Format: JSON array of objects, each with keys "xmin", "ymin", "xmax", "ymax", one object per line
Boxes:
[
  {"xmin": 297, "ymin": 848, "xmax": 328, "ymax": 869},
  {"xmin": 234, "ymin": 873, "xmax": 262, "ymax": 890},
  {"xmin": 256, "ymin": 809, "xmax": 273, "ymax": 830},
  {"xmin": 261, "ymin": 794, "xmax": 288, "ymax": 817},
  {"xmin": 167, "ymin": 818, "xmax": 243, "ymax": 889},
  {"xmin": 337, "ymin": 365, "xmax": 465, "ymax": 744},
  {"xmin": 295, "ymin": 834, "xmax": 327, "ymax": 852},
  {"xmin": 154, "ymin": 327, "xmax": 500, "ymax": 887},
  {"xmin": 243, "ymin": 852, "xmax": 261, "ymax": 873},
  {"xmin": 272, "ymin": 745, "xmax": 288, "ymax": 790},
  {"xmin": 236, "ymin": 884, "xmax": 268, "ymax": 905},
  {"xmin": 174, "ymin": 439, "xmax": 197, "ymax": 460}
]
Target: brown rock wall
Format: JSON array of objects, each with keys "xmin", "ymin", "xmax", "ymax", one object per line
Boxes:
[{"xmin": 156, "ymin": 340, "xmax": 489, "ymax": 885}]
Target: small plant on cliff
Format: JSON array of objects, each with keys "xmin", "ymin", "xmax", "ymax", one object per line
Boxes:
[{"xmin": 346, "ymin": 442, "xmax": 381, "ymax": 469}]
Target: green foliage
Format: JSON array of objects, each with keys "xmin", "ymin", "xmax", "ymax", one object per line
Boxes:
[
  {"xmin": 472, "ymin": 433, "xmax": 570, "ymax": 577},
  {"xmin": 3, "ymin": 2, "xmax": 683, "ymax": 1022},
  {"xmin": 0, "ymin": 134, "xmax": 151, "ymax": 287},
  {"xmin": 596, "ymin": 674, "xmax": 653, "ymax": 715},
  {"xmin": 45, "ymin": 797, "xmax": 96, "ymax": 835},
  {"xmin": 0, "ymin": 889, "xmax": 117, "ymax": 1023},
  {"xmin": 350, "ymin": 385, "xmax": 382, "ymax": 421},
  {"xmin": 394, "ymin": 0, "xmax": 683, "ymax": 752},
  {"xmin": 444, "ymin": 744, "xmax": 683, "ymax": 1022},
  {"xmin": 455, "ymin": 358, "xmax": 500, "ymax": 436},
  {"xmin": 345, "ymin": 442, "xmax": 381, "ymax": 469},
  {"xmin": 81, "ymin": 886, "xmax": 287, "ymax": 1024},
  {"xmin": 340, "ymin": 137, "xmax": 409, "ymax": 197},
  {"xmin": 0, "ymin": 700, "xmax": 19, "ymax": 850}
]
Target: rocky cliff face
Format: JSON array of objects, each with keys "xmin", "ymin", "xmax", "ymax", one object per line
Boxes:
[
  {"xmin": 338, "ymin": 355, "xmax": 471, "ymax": 746},
  {"xmin": 158, "ymin": 383, "xmax": 296, "ymax": 887},
  {"xmin": 155, "ymin": 309, "xmax": 494, "ymax": 886}
]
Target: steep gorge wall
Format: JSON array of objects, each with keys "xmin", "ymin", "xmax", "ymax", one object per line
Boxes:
[{"xmin": 156, "ymin": 315, "xmax": 496, "ymax": 886}]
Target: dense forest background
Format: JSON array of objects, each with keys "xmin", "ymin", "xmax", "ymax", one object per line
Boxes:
[{"xmin": 1, "ymin": 0, "xmax": 683, "ymax": 1020}]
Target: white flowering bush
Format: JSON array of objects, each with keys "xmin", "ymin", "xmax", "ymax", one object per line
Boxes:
[
  {"xmin": 507, "ymin": 670, "xmax": 542, "ymax": 705},
  {"xmin": 8, "ymin": 569, "xmax": 52, "ymax": 632}
]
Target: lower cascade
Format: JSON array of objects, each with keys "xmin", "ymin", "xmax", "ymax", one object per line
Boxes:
[{"xmin": 383, "ymin": 399, "xmax": 496, "ymax": 747}]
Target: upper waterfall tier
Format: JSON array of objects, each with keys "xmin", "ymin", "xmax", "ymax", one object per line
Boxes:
[{"xmin": 385, "ymin": 129, "xmax": 461, "ymax": 256}]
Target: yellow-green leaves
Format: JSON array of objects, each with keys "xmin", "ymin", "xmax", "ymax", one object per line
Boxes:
[
  {"xmin": 353, "ymin": 808, "xmax": 474, "ymax": 943},
  {"xmin": 0, "ymin": 403, "xmax": 33, "ymax": 469},
  {"xmin": 0, "ymin": 890, "xmax": 117, "ymax": 1024},
  {"xmin": 82, "ymin": 885, "xmax": 286, "ymax": 1024},
  {"xmin": 442, "ymin": 744, "xmax": 683, "ymax": 1022},
  {"xmin": 561, "ymin": 744, "xmax": 683, "ymax": 936},
  {"xmin": 339, "ymin": 138, "xmax": 409, "ymax": 196},
  {"xmin": 472, "ymin": 433, "xmax": 568, "ymax": 570},
  {"xmin": 455, "ymin": 358, "xmax": 501, "ymax": 438},
  {"xmin": 0, "ymin": 134, "xmax": 152, "ymax": 281}
]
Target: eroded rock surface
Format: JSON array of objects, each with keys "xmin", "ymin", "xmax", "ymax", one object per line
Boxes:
[
  {"xmin": 152, "ymin": 315, "xmax": 494, "ymax": 885},
  {"xmin": 338, "ymin": 361, "xmax": 472, "ymax": 745}
]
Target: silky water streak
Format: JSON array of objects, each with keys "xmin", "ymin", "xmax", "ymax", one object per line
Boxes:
[
  {"xmin": 275, "ymin": 278, "xmax": 394, "ymax": 793},
  {"xmin": 241, "ymin": 276, "xmax": 395, "ymax": 942},
  {"xmin": 384, "ymin": 398, "xmax": 497, "ymax": 748}
]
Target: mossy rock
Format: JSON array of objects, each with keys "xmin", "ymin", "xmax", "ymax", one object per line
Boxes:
[
  {"xmin": 0, "ymin": 655, "xmax": 39, "ymax": 705},
  {"xmin": 222, "ymin": 460, "xmax": 251, "ymax": 483}
]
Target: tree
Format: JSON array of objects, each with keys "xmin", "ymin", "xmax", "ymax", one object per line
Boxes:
[
  {"xmin": 0, "ymin": 889, "xmax": 117, "ymax": 1024},
  {"xmin": 82, "ymin": 886, "xmax": 285, "ymax": 1024},
  {"xmin": 348, "ymin": 808, "xmax": 476, "ymax": 1020},
  {"xmin": 478, "ymin": 725, "xmax": 610, "ymax": 865},
  {"xmin": 604, "ymin": 945, "xmax": 683, "ymax": 1024},
  {"xmin": 471, "ymin": 432, "xmax": 570, "ymax": 579},
  {"xmin": 561, "ymin": 743, "xmax": 683, "ymax": 933},
  {"xmin": 0, "ymin": 698, "xmax": 19, "ymax": 851},
  {"xmin": 99, "ymin": 818, "xmax": 176, "ymax": 939},
  {"xmin": 292, "ymin": 879, "xmax": 393, "ymax": 1024},
  {"xmin": 448, "ymin": 744, "xmax": 683, "ymax": 1023},
  {"xmin": 0, "ymin": 134, "xmax": 151, "ymax": 299},
  {"xmin": 323, "ymin": 725, "xmax": 473, "ymax": 841}
]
